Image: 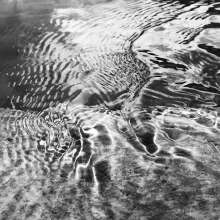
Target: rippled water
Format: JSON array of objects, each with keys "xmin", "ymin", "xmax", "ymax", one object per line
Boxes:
[{"xmin": 0, "ymin": 0, "xmax": 220, "ymax": 219}]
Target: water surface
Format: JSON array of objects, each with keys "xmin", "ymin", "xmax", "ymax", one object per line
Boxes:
[{"xmin": 0, "ymin": 0, "xmax": 220, "ymax": 219}]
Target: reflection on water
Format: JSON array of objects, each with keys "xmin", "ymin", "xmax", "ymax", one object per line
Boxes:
[{"xmin": 0, "ymin": 0, "xmax": 220, "ymax": 219}]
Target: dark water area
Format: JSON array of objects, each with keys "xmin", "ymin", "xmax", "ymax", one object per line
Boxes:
[{"xmin": 0, "ymin": 0, "xmax": 220, "ymax": 219}]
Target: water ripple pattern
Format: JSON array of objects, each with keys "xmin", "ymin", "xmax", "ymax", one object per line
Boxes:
[{"xmin": 0, "ymin": 0, "xmax": 220, "ymax": 219}]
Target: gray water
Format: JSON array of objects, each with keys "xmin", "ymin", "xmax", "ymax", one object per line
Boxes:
[{"xmin": 0, "ymin": 0, "xmax": 220, "ymax": 219}]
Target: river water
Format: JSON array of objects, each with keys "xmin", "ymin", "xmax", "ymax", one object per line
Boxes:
[{"xmin": 0, "ymin": 0, "xmax": 220, "ymax": 219}]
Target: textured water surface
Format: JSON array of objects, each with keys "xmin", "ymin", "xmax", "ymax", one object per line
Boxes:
[{"xmin": 0, "ymin": 0, "xmax": 220, "ymax": 219}]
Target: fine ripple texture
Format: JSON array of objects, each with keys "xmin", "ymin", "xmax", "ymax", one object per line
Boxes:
[{"xmin": 0, "ymin": 0, "xmax": 220, "ymax": 219}]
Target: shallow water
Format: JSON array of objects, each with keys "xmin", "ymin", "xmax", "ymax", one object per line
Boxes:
[{"xmin": 0, "ymin": 0, "xmax": 220, "ymax": 219}]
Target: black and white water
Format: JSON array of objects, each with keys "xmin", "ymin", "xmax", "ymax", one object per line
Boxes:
[{"xmin": 0, "ymin": 0, "xmax": 220, "ymax": 219}]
